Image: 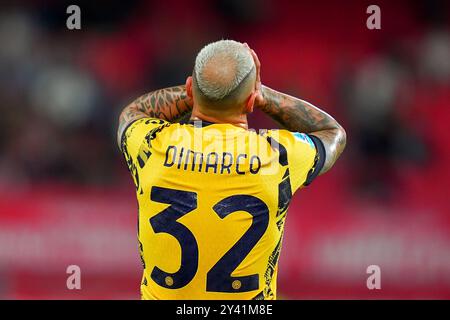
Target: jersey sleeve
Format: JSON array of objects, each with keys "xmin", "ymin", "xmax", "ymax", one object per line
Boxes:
[
  {"xmin": 120, "ymin": 117, "xmax": 170, "ymax": 187},
  {"xmin": 267, "ymin": 129, "xmax": 326, "ymax": 192}
]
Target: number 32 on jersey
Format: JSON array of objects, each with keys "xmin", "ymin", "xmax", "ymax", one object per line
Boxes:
[{"xmin": 149, "ymin": 186, "xmax": 269, "ymax": 293}]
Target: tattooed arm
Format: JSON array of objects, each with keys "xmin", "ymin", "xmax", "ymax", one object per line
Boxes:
[
  {"xmin": 117, "ymin": 85, "xmax": 193, "ymax": 147},
  {"xmin": 246, "ymin": 45, "xmax": 346, "ymax": 175},
  {"xmin": 259, "ymin": 86, "xmax": 346, "ymax": 174}
]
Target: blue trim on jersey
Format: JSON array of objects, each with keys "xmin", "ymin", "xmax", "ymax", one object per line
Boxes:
[{"xmin": 292, "ymin": 132, "xmax": 315, "ymax": 149}]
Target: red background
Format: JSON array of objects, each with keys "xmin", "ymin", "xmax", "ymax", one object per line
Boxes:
[{"xmin": 0, "ymin": 0, "xmax": 449, "ymax": 299}]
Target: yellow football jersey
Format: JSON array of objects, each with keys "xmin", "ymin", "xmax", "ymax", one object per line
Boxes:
[{"xmin": 120, "ymin": 117, "xmax": 324, "ymax": 300}]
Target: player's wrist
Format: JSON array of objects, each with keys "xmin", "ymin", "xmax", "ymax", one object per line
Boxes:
[{"xmin": 254, "ymin": 84, "xmax": 269, "ymax": 109}]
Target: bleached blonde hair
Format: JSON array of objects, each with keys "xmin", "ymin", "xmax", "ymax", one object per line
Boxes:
[{"xmin": 194, "ymin": 40, "xmax": 255, "ymax": 101}]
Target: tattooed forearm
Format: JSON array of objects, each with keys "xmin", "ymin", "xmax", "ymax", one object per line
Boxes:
[
  {"xmin": 133, "ymin": 85, "xmax": 193, "ymax": 121},
  {"xmin": 117, "ymin": 85, "xmax": 193, "ymax": 147},
  {"xmin": 260, "ymin": 85, "xmax": 336, "ymax": 132},
  {"xmin": 259, "ymin": 85, "xmax": 346, "ymax": 174}
]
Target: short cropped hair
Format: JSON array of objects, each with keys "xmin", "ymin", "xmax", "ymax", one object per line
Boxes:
[{"xmin": 193, "ymin": 40, "xmax": 255, "ymax": 103}]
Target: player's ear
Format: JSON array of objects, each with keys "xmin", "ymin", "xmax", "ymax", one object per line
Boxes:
[
  {"xmin": 245, "ymin": 91, "xmax": 256, "ymax": 114},
  {"xmin": 186, "ymin": 76, "xmax": 193, "ymax": 98}
]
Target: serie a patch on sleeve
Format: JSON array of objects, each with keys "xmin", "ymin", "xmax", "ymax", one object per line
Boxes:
[{"xmin": 291, "ymin": 132, "xmax": 315, "ymax": 149}]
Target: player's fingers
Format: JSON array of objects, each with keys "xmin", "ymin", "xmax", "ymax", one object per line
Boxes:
[
  {"xmin": 250, "ymin": 50, "xmax": 260, "ymax": 69},
  {"xmin": 244, "ymin": 43, "xmax": 259, "ymax": 70},
  {"xmin": 251, "ymin": 49, "xmax": 260, "ymax": 67},
  {"xmin": 244, "ymin": 44, "xmax": 262, "ymax": 95},
  {"xmin": 250, "ymin": 49, "xmax": 261, "ymax": 82}
]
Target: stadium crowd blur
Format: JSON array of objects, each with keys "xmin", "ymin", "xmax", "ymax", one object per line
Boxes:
[{"xmin": 0, "ymin": 0, "xmax": 449, "ymax": 299}]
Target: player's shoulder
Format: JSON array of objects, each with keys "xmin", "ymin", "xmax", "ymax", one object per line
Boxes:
[
  {"xmin": 260, "ymin": 129, "xmax": 325, "ymax": 188},
  {"xmin": 120, "ymin": 117, "xmax": 174, "ymax": 152},
  {"xmin": 259, "ymin": 129, "xmax": 316, "ymax": 151},
  {"xmin": 126, "ymin": 117, "xmax": 171, "ymax": 132}
]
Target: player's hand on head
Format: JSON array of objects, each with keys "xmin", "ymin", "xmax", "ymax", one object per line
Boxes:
[{"xmin": 244, "ymin": 43, "xmax": 265, "ymax": 108}]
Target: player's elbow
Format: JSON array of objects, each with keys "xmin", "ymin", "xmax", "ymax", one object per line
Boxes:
[
  {"xmin": 336, "ymin": 124, "xmax": 347, "ymax": 155},
  {"xmin": 330, "ymin": 125, "xmax": 347, "ymax": 164},
  {"xmin": 116, "ymin": 104, "xmax": 134, "ymax": 149},
  {"xmin": 316, "ymin": 125, "xmax": 346, "ymax": 175}
]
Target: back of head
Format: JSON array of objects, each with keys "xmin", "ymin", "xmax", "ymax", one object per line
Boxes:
[{"xmin": 193, "ymin": 40, "xmax": 256, "ymax": 114}]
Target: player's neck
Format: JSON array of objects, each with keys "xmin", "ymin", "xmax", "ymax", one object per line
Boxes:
[{"xmin": 190, "ymin": 108, "xmax": 249, "ymax": 130}]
